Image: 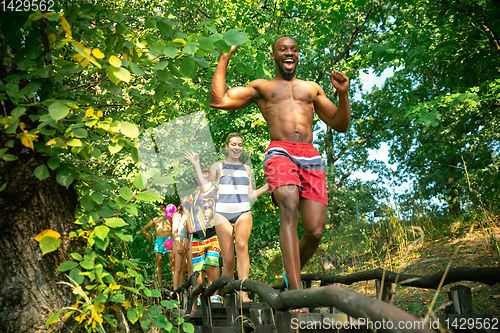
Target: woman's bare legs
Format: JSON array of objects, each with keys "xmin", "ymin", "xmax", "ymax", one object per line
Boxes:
[
  {"xmin": 233, "ymin": 211, "xmax": 253, "ymax": 302},
  {"xmin": 215, "ymin": 213, "xmax": 235, "ymax": 279}
]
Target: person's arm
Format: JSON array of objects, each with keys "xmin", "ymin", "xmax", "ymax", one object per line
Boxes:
[
  {"xmin": 313, "ymin": 71, "xmax": 351, "ymax": 133},
  {"xmin": 245, "ymin": 165, "xmax": 269, "ymax": 201},
  {"xmin": 172, "ymin": 213, "xmax": 184, "ymax": 254},
  {"xmin": 141, "ymin": 220, "xmax": 154, "ymax": 242},
  {"xmin": 207, "ymin": 161, "xmax": 221, "ymax": 185},
  {"xmin": 209, "ymin": 45, "xmax": 261, "ymax": 110},
  {"xmin": 184, "ymin": 151, "xmax": 212, "ymax": 193}
]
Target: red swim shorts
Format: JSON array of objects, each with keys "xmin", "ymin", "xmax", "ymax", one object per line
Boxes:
[{"xmin": 264, "ymin": 141, "xmax": 327, "ymax": 205}]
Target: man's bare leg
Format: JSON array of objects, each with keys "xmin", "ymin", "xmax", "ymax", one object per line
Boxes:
[
  {"xmin": 274, "ymin": 185, "xmax": 301, "ymax": 289},
  {"xmin": 298, "ymin": 199, "xmax": 326, "ymax": 269},
  {"xmin": 155, "ymin": 252, "xmax": 163, "ymax": 287},
  {"xmin": 273, "ymin": 185, "xmax": 308, "ymax": 312}
]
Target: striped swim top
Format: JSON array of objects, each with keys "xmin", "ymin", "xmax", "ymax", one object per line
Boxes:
[{"xmin": 215, "ymin": 162, "xmax": 251, "ymax": 215}]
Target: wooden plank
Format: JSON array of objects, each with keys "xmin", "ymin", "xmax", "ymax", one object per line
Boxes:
[
  {"xmin": 250, "ymin": 307, "xmax": 275, "ymax": 326},
  {"xmin": 200, "ymin": 295, "xmax": 212, "ymax": 333},
  {"xmin": 275, "ymin": 311, "xmax": 299, "ymax": 333},
  {"xmin": 254, "ymin": 324, "xmax": 276, "ymax": 333},
  {"xmin": 226, "ymin": 293, "xmax": 238, "ymax": 326}
]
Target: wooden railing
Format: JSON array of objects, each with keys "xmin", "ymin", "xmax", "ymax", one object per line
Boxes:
[{"xmin": 166, "ymin": 266, "xmax": 500, "ymax": 333}]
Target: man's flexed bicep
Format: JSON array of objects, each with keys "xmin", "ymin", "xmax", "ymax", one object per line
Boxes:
[
  {"xmin": 210, "ymin": 85, "xmax": 258, "ymax": 110},
  {"xmin": 209, "ymin": 45, "xmax": 260, "ymax": 110}
]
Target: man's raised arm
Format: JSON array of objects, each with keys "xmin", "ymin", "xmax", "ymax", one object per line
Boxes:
[
  {"xmin": 209, "ymin": 46, "xmax": 259, "ymax": 111},
  {"xmin": 314, "ymin": 71, "xmax": 351, "ymax": 133}
]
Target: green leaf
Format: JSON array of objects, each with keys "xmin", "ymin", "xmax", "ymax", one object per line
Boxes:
[
  {"xmin": 105, "ymin": 217, "xmax": 128, "ymax": 228},
  {"xmin": 67, "ymin": 139, "xmax": 82, "ymax": 147},
  {"xmin": 150, "ymin": 289, "xmax": 161, "ymax": 297},
  {"xmin": 108, "ymin": 143, "xmax": 123, "ymax": 154},
  {"xmin": 120, "ymin": 122, "xmax": 139, "ymax": 138},
  {"xmin": 3, "ymin": 154, "xmax": 18, "ymax": 161},
  {"xmin": 94, "ymin": 225, "xmax": 110, "ymax": 240},
  {"xmin": 134, "ymin": 173, "xmax": 147, "ymax": 190},
  {"xmin": 223, "ymin": 29, "xmax": 249, "ymax": 45},
  {"xmin": 154, "ymin": 83, "xmax": 167, "ymax": 103},
  {"xmin": 183, "ymin": 322, "xmax": 195, "ymax": 333},
  {"xmin": 182, "ymin": 42, "xmax": 198, "ymax": 56},
  {"xmin": 113, "ymin": 12, "xmax": 124, "ymax": 23},
  {"xmin": 119, "ymin": 187, "xmax": 134, "ymax": 201},
  {"xmin": 213, "ymin": 39, "xmax": 231, "ymax": 53},
  {"xmin": 199, "ymin": 37, "xmax": 215, "ymax": 51},
  {"xmin": 180, "ymin": 57, "xmax": 196, "ymax": 77},
  {"xmin": 92, "ymin": 148, "xmax": 102, "ymax": 159},
  {"xmin": 12, "ymin": 107, "xmax": 27, "ymax": 117},
  {"xmin": 114, "ymin": 67, "xmax": 131, "ymax": 83},
  {"xmin": 130, "ymin": 62, "xmax": 145, "ymax": 76},
  {"xmin": 127, "ymin": 308, "xmax": 139, "ymax": 324},
  {"xmin": 69, "ymin": 267, "xmax": 84, "ymax": 285},
  {"xmin": 194, "ymin": 57, "xmax": 210, "ymax": 68},
  {"xmin": 58, "ymin": 261, "xmax": 78, "ymax": 272},
  {"xmin": 80, "ymin": 195, "xmax": 95, "ymax": 212},
  {"xmin": 91, "ymin": 192, "xmax": 104, "ymax": 204},
  {"xmin": 34, "ymin": 164, "xmax": 50, "ymax": 180},
  {"xmin": 70, "ymin": 252, "xmax": 83, "ymax": 261},
  {"xmin": 6, "ymin": 83, "xmax": 19, "ymax": 98},
  {"xmin": 56, "ymin": 165, "xmax": 74, "ymax": 188},
  {"xmin": 72, "ymin": 128, "xmax": 88, "ymax": 138},
  {"xmin": 157, "ymin": 20, "xmax": 173, "ymax": 38},
  {"xmin": 156, "ymin": 69, "xmax": 170, "ymax": 82},
  {"xmin": 154, "ymin": 315, "xmax": 169, "ymax": 329},
  {"xmin": 80, "ymin": 260, "xmax": 94, "ymax": 270},
  {"xmin": 153, "ymin": 60, "xmax": 169, "ymax": 70},
  {"xmin": 163, "ymin": 45, "xmax": 178, "ymax": 58},
  {"xmin": 107, "ymin": 66, "xmax": 120, "ymax": 85},
  {"xmin": 47, "ymin": 157, "xmax": 60, "ymax": 170},
  {"xmin": 122, "ymin": 286, "xmax": 139, "ymax": 294},
  {"xmin": 49, "ymin": 102, "xmax": 70, "ymax": 121},
  {"xmin": 45, "ymin": 310, "xmax": 64, "ymax": 327},
  {"xmin": 40, "ymin": 236, "xmax": 60, "ymax": 255},
  {"xmin": 135, "ymin": 191, "xmax": 162, "ymax": 202},
  {"xmin": 116, "ymin": 232, "xmax": 133, "ymax": 242}
]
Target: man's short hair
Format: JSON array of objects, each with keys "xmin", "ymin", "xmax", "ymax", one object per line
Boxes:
[
  {"xmin": 272, "ymin": 35, "xmax": 295, "ymax": 53},
  {"xmin": 201, "ymin": 167, "xmax": 210, "ymax": 173}
]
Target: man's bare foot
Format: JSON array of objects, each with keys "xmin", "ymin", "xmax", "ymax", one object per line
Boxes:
[{"xmin": 290, "ymin": 307, "xmax": 309, "ymax": 313}]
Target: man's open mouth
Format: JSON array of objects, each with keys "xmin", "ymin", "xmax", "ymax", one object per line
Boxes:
[{"xmin": 283, "ymin": 58, "xmax": 295, "ymax": 71}]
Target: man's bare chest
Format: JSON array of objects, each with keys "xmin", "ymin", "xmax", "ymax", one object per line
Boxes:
[{"xmin": 259, "ymin": 81, "xmax": 316, "ymax": 103}]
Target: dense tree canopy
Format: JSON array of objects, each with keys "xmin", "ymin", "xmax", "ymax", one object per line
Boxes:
[{"xmin": 0, "ymin": 0, "xmax": 499, "ymax": 331}]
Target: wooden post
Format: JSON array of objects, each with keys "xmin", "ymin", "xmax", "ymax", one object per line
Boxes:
[
  {"xmin": 375, "ymin": 279, "xmax": 393, "ymax": 302},
  {"xmin": 226, "ymin": 293, "xmax": 239, "ymax": 326},
  {"xmin": 201, "ymin": 294, "xmax": 212, "ymax": 333},
  {"xmin": 448, "ymin": 285, "xmax": 473, "ymax": 315}
]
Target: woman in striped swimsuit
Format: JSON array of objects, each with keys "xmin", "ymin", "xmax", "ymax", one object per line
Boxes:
[{"xmin": 209, "ymin": 133, "xmax": 269, "ymax": 302}]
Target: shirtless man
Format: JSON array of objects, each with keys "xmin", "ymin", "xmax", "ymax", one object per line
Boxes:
[
  {"xmin": 141, "ymin": 203, "xmax": 174, "ymax": 286},
  {"xmin": 209, "ymin": 36, "xmax": 351, "ymax": 310}
]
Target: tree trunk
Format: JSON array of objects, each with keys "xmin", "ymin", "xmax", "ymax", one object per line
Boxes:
[{"xmin": 0, "ymin": 141, "xmax": 79, "ymax": 332}]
